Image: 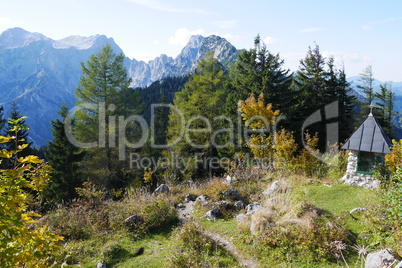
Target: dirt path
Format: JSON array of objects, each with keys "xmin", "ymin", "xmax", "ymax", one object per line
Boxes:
[{"xmin": 176, "ymin": 201, "xmax": 259, "ymax": 268}]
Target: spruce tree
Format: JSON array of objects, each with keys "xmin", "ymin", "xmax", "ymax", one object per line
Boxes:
[
  {"xmin": 326, "ymin": 58, "xmax": 356, "ymax": 144},
  {"xmin": 374, "ymin": 83, "xmax": 395, "ymax": 137},
  {"xmin": 357, "ymin": 65, "xmax": 375, "ymax": 110},
  {"xmin": 290, "ymin": 45, "xmax": 329, "ymax": 150},
  {"xmin": 44, "ymin": 104, "xmax": 84, "ymax": 205},
  {"xmin": 225, "ymin": 35, "xmax": 292, "ymax": 155},
  {"xmin": 2, "ymin": 102, "xmax": 34, "ymax": 168},
  {"xmin": 0, "ymin": 106, "xmax": 6, "ymax": 135},
  {"xmin": 167, "ymin": 52, "xmax": 228, "ymax": 178},
  {"xmin": 75, "ymin": 44, "xmax": 142, "ymax": 190},
  {"xmin": 153, "ymin": 92, "xmax": 169, "ymax": 147}
]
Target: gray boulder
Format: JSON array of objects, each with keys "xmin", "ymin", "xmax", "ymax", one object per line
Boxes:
[
  {"xmin": 204, "ymin": 209, "xmax": 220, "ymax": 220},
  {"xmin": 97, "ymin": 263, "xmax": 107, "ymax": 268},
  {"xmin": 184, "ymin": 193, "xmax": 197, "ymax": 202},
  {"xmin": 196, "ymin": 194, "xmax": 209, "ymax": 202},
  {"xmin": 224, "ymin": 189, "xmax": 240, "ymax": 200},
  {"xmin": 235, "ymin": 200, "xmax": 245, "ymax": 210},
  {"xmin": 365, "ymin": 248, "xmax": 399, "ymax": 268},
  {"xmin": 216, "ymin": 200, "xmax": 228, "ymax": 209},
  {"xmin": 225, "ymin": 175, "xmax": 234, "ymax": 184},
  {"xmin": 263, "ymin": 180, "xmax": 280, "ymax": 195},
  {"xmin": 153, "ymin": 184, "xmax": 170, "ymax": 194},
  {"xmin": 350, "ymin": 207, "xmax": 366, "ymax": 214},
  {"xmin": 246, "ymin": 202, "xmax": 262, "ymax": 215}
]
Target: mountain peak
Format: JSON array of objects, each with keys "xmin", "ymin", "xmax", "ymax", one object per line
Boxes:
[
  {"xmin": 0, "ymin": 27, "xmax": 48, "ymax": 49},
  {"xmin": 175, "ymin": 35, "xmax": 204, "ymax": 63},
  {"xmin": 187, "ymin": 35, "xmax": 204, "ymax": 47},
  {"xmin": 57, "ymin": 34, "xmax": 105, "ymax": 50}
]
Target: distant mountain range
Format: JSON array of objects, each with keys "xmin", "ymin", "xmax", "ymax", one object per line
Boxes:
[
  {"xmin": 0, "ymin": 27, "xmax": 239, "ymax": 146},
  {"xmin": 0, "ymin": 27, "xmax": 400, "ymax": 146}
]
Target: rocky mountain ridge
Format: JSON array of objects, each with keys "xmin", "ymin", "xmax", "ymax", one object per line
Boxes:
[{"xmin": 0, "ymin": 28, "xmax": 239, "ymax": 146}]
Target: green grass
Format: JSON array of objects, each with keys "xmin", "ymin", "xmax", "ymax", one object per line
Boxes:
[
  {"xmin": 64, "ymin": 231, "xmax": 176, "ymax": 267},
  {"xmin": 60, "ymin": 179, "xmax": 384, "ymax": 267},
  {"xmin": 200, "ymin": 217, "xmax": 238, "ymax": 236},
  {"xmin": 115, "ymin": 232, "xmax": 176, "ymax": 268},
  {"xmin": 300, "ymin": 183, "xmax": 380, "ymax": 235}
]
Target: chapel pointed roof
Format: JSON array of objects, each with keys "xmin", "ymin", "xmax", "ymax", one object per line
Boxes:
[{"xmin": 341, "ymin": 112, "xmax": 392, "ymax": 154}]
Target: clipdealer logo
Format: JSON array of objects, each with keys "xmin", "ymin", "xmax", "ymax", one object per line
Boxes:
[{"xmin": 64, "ymin": 100, "xmax": 339, "ymax": 168}]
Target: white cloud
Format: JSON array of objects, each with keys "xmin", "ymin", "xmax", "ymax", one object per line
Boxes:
[
  {"xmin": 169, "ymin": 28, "xmax": 205, "ymax": 46},
  {"xmin": 210, "ymin": 20, "xmax": 237, "ymax": 29},
  {"xmin": 126, "ymin": 0, "xmax": 211, "ymax": 14},
  {"xmin": 363, "ymin": 16, "xmax": 402, "ymax": 31},
  {"xmin": 153, "ymin": 39, "xmax": 159, "ymax": 45},
  {"xmin": 263, "ymin": 36, "xmax": 277, "ymax": 44},
  {"xmin": 0, "ymin": 17, "xmax": 11, "ymax": 25},
  {"xmin": 322, "ymin": 51, "xmax": 372, "ymax": 64},
  {"xmin": 298, "ymin": 27, "xmax": 325, "ymax": 33},
  {"xmin": 362, "ymin": 24, "xmax": 373, "ymax": 31}
]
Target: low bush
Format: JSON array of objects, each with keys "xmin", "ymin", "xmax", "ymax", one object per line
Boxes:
[
  {"xmin": 168, "ymin": 222, "xmax": 237, "ymax": 268},
  {"xmin": 204, "ymin": 177, "xmax": 230, "ymax": 201},
  {"xmin": 45, "ymin": 187, "xmax": 179, "ymax": 242}
]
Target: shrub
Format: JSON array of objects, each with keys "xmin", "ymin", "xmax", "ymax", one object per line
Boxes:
[
  {"xmin": 142, "ymin": 199, "xmax": 179, "ymax": 233},
  {"xmin": 46, "ymin": 206, "xmax": 92, "ymax": 240},
  {"xmin": 168, "ymin": 222, "xmax": 237, "ymax": 267},
  {"xmin": 238, "ymin": 184, "xmax": 350, "ymax": 265},
  {"xmin": 0, "ymin": 118, "xmax": 63, "ymax": 267},
  {"xmin": 204, "ymin": 177, "xmax": 230, "ymax": 201},
  {"xmin": 254, "ymin": 217, "xmax": 348, "ymax": 264},
  {"xmin": 385, "ymin": 139, "xmax": 402, "ymax": 174},
  {"xmin": 273, "ymin": 128, "xmax": 298, "ymax": 171},
  {"xmin": 296, "ymin": 132, "xmax": 328, "ymax": 178}
]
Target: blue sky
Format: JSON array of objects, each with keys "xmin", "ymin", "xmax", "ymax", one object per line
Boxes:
[{"xmin": 1, "ymin": 0, "xmax": 401, "ymax": 81}]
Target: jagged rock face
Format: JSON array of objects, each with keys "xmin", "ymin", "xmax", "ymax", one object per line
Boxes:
[
  {"xmin": 0, "ymin": 28, "xmax": 239, "ymax": 146},
  {"xmin": 127, "ymin": 34, "xmax": 238, "ymax": 88}
]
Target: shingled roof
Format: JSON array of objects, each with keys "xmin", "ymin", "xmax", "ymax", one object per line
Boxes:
[{"xmin": 341, "ymin": 113, "xmax": 392, "ymax": 154}]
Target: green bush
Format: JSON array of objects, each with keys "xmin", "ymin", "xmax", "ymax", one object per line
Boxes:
[
  {"xmin": 381, "ymin": 168, "xmax": 402, "ymax": 254},
  {"xmin": 168, "ymin": 222, "xmax": 237, "ymax": 268},
  {"xmin": 254, "ymin": 218, "xmax": 349, "ymax": 264},
  {"xmin": 46, "ymin": 206, "xmax": 92, "ymax": 240},
  {"xmin": 142, "ymin": 199, "xmax": 179, "ymax": 233}
]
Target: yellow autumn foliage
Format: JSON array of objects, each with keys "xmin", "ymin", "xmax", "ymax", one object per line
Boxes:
[
  {"xmin": 385, "ymin": 139, "xmax": 402, "ymax": 174},
  {"xmin": 0, "ymin": 118, "xmax": 63, "ymax": 268},
  {"xmin": 238, "ymin": 93, "xmax": 280, "ymax": 160}
]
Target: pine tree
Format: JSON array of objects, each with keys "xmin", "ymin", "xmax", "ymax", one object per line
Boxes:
[
  {"xmin": 225, "ymin": 35, "xmax": 292, "ymax": 154},
  {"xmin": 0, "ymin": 106, "xmax": 6, "ymax": 135},
  {"xmin": 44, "ymin": 104, "xmax": 84, "ymax": 205},
  {"xmin": 290, "ymin": 45, "xmax": 329, "ymax": 150},
  {"xmin": 153, "ymin": 92, "xmax": 169, "ymax": 147},
  {"xmin": 2, "ymin": 102, "xmax": 34, "ymax": 168},
  {"xmin": 357, "ymin": 65, "xmax": 375, "ymax": 116},
  {"xmin": 226, "ymin": 35, "xmax": 292, "ymax": 111},
  {"xmin": 374, "ymin": 83, "xmax": 395, "ymax": 137},
  {"xmin": 167, "ymin": 52, "xmax": 228, "ymax": 178},
  {"xmin": 74, "ymin": 44, "xmax": 142, "ymax": 190},
  {"xmin": 326, "ymin": 58, "xmax": 356, "ymax": 144}
]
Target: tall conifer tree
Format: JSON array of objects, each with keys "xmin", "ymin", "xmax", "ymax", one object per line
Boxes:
[
  {"xmin": 167, "ymin": 52, "xmax": 228, "ymax": 178},
  {"xmin": 75, "ymin": 44, "xmax": 142, "ymax": 190},
  {"xmin": 44, "ymin": 104, "xmax": 84, "ymax": 205},
  {"xmin": 2, "ymin": 102, "xmax": 34, "ymax": 168}
]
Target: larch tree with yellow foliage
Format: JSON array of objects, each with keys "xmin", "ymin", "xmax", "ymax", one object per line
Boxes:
[{"xmin": 238, "ymin": 93, "xmax": 280, "ymax": 162}]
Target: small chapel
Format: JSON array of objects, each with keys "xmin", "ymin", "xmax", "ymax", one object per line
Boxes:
[{"xmin": 340, "ymin": 108, "xmax": 392, "ymax": 189}]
